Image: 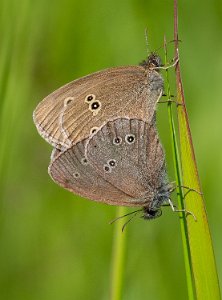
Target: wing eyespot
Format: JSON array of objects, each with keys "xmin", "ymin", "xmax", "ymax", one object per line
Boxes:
[
  {"xmin": 104, "ymin": 165, "xmax": 112, "ymax": 173},
  {"xmin": 73, "ymin": 172, "xmax": 80, "ymax": 178},
  {"xmin": 89, "ymin": 100, "xmax": 101, "ymax": 116},
  {"xmin": 85, "ymin": 94, "xmax": 96, "ymax": 103},
  {"xmin": 113, "ymin": 137, "xmax": 122, "ymax": 145},
  {"xmin": 108, "ymin": 159, "xmax": 117, "ymax": 168},
  {"xmin": 125, "ymin": 134, "xmax": 135, "ymax": 144},
  {"xmin": 64, "ymin": 97, "xmax": 74, "ymax": 106},
  {"xmin": 81, "ymin": 158, "xmax": 88, "ymax": 165},
  {"xmin": 90, "ymin": 127, "xmax": 99, "ymax": 135}
]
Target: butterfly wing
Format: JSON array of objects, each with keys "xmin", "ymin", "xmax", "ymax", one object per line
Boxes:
[
  {"xmin": 34, "ymin": 66, "xmax": 163, "ymax": 150},
  {"xmin": 86, "ymin": 118, "xmax": 166, "ymax": 207},
  {"xmin": 48, "ymin": 138, "xmax": 136, "ymax": 206}
]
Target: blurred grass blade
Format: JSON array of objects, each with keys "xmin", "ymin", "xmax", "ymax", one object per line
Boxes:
[
  {"xmin": 0, "ymin": 0, "xmax": 46, "ymax": 183},
  {"xmin": 173, "ymin": 1, "xmax": 221, "ymax": 298},
  {"xmin": 110, "ymin": 206, "xmax": 127, "ymax": 300}
]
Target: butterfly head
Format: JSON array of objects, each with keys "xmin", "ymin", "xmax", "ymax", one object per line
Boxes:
[
  {"xmin": 143, "ymin": 207, "xmax": 162, "ymax": 220},
  {"xmin": 142, "ymin": 182, "xmax": 174, "ymax": 220},
  {"xmin": 139, "ymin": 52, "xmax": 162, "ymax": 70}
]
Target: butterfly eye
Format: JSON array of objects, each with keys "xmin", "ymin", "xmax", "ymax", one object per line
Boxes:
[
  {"xmin": 108, "ymin": 159, "xmax": 116, "ymax": 168},
  {"xmin": 64, "ymin": 97, "xmax": 74, "ymax": 106},
  {"xmin": 85, "ymin": 94, "xmax": 96, "ymax": 103},
  {"xmin": 81, "ymin": 158, "xmax": 88, "ymax": 165},
  {"xmin": 113, "ymin": 137, "xmax": 122, "ymax": 145},
  {"xmin": 104, "ymin": 165, "xmax": 111, "ymax": 173},
  {"xmin": 125, "ymin": 134, "xmax": 135, "ymax": 144},
  {"xmin": 73, "ymin": 172, "xmax": 80, "ymax": 178}
]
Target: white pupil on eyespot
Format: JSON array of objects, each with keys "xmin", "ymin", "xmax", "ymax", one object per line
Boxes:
[
  {"xmin": 91, "ymin": 101, "xmax": 100, "ymax": 110},
  {"xmin": 108, "ymin": 159, "xmax": 116, "ymax": 167}
]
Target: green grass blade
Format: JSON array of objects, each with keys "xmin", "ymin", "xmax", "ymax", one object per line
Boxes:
[
  {"xmin": 173, "ymin": 1, "xmax": 221, "ymax": 298},
  {"xmin": 176, "ymin": 78, "xmax": 221, "ymax": 299}
]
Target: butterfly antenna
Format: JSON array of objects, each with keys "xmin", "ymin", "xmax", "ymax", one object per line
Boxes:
[
  {"xmin": 109, "ymin": 209, "xmax": 143, "ymax": 225},
  {"xmin": 154, "ymin": 38, "xmax": 182, "ymax": 53},
  {"xmin": 121, "ymin": 211, "xmax": 141, "ymax": 232},
  {"xmin": 144, "ymin": 28, "xmax": 150, "ymax": 55}
]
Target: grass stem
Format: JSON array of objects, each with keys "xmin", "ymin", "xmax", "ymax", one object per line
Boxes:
[{"xmin": 110, "ymin": 206, "xmax": 128, "ymax": 300}]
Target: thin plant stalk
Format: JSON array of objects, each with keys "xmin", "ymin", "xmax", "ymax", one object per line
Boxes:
[
  {"xmin": 110, "ymin": 206, "xmax": 128, "ymax": 300},
  {"xmin": 163, "ymin": 38, "xmax": 195, "ymax": 299}
]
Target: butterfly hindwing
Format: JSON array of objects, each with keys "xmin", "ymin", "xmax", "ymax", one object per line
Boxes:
[
  {"xmin": 86, "ymin": 118, "xmax": 166, "ymax": 206},
  {"xmin": 48, "ymin": 138, "xmax": 136, "ymax": 206}
]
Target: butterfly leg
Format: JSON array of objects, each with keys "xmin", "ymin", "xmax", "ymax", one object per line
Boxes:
[
  {"xmin": 178, "ymin": 185, "xmax": 203, "ymax": 198},
  {"xmin": 158, "ymin": 92, "xmax": 184, "ymax": 107},
  {"xmin": 162, "ymin": 93, "xmax": 174, "ymax": 97},
  {"xmin": 158, "ymin": 99, "xmax": 184, "ymax": 106},
  {"xmin": 154, "ymin": 57, "xmax": 179, "ymax": 71},
  {"xmin": 168, "ymin": 199, "xmax": 197, "ymax": 221},
  {"xmin": 168, "ymin": 182, "xmax": 202, "ymax": 197}
]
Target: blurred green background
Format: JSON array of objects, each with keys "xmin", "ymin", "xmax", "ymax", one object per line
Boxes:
[{"xmin": 0, "ymin": 0, "xmax": 221, "ymax": 299}]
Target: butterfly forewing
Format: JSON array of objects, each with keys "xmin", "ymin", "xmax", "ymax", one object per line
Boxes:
[{"xmin": 34, "ymin": 66, "xmax": 163, "ymax": 150}]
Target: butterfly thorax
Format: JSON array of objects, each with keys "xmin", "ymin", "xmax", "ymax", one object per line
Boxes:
[{"xmin": 139, "ymin": 52, "xmax": 164, "ymax": 94}]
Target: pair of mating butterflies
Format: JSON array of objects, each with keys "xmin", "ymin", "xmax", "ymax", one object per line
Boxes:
[{"xmin": 33, "ymin": 53, "xmax": 174, "ymax": 220}]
